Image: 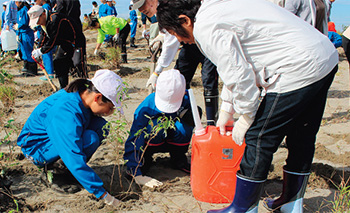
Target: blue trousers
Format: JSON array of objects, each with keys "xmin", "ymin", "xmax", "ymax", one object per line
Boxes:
[
  {"xmin": 42, "ymin": 47, "xmax": 55, "ymax": 75},
  {"xmin": 28, "ymin": 116, "xmax": 108, "ymax": 167},
  {"xmin": 130, "ymin": 20, "xmax": 137, "ymax": 38},
  {"xmin": 240, "ymin": 66, "xmax": 338, "ymax": 180},
  {"xmin": 19, "ymin": 31, "xmax": 35, "ymax": 63}
]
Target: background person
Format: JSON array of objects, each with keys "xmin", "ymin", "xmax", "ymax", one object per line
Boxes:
[
  {"xmin": 17, "ymin": 69, "xmax": 124, "ymax": 207},
  {"xmin": 90, "ymin": 16, "xmax": 130, "ymax": 63},
  {"xmin": 28, "ymin": 5, "xmax": 85, "ymax": 88},
  {"xmin": 156, "ymin": 0, "xmax": 338, "ymax": 212},
  {"xmin": 129, "ymin": 1, "xmax": 138, "ymax": 48},
  {"xmin": 34, "ymin": 0, "xmax": 55, "ymax": 81},
  {"xmin": 15, "ymin": 0, "xmax": 37, "ymax": 76},
  {"xmin": 328, "ymin": 21, "xmax": 342, "ymax": 48},
  {"xmin": 124, "ymin": 69, "xmax": 195, "ymax": 188}
]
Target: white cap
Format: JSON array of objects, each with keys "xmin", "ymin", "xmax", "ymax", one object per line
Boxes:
[
  {"xmin": 27, "ymin": 5, "xmax": 44, "ymax": 28},
  {"xmin": 91, "ymin": 69, "xmax": 126, "ymax": 114},
  {"xmin": 155, "ymin": 69, "xmax": 186, "ymax": 113},
  {"xmin": 3, "ymin": 1, "xmax": 8, "ymax": 6},
  {"xmin": 131, "ymin": 0, "xmax": 145, "ymax": 10}
]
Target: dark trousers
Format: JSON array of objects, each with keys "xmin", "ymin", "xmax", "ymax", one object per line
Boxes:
[
  {"xmin": 118, "ymin": 24, "xmax": 130, "ymax": 54},
  {"xmin": 342, "ymin": 35, "xmax": 350, "ymax": 64},
  {"xmin": 240, "ymin": 66, "xmax": 338, "ymax": 180},
  {"xmin": 174, "ymin": 44, "xmax": 218, "ymax": 91},
  {"xmin": 53, "ymin": 42, "xmax": 87, "ymax": 88}
]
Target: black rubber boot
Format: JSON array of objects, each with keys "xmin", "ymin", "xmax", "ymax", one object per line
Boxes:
[
  {"xmin": 207, "ymin": 172, "xmax": 265, "ymax": 213},
  {"xmin": 58, "ymin": 75, "xmax": 69, "ymax": 89},
  {"xmin": 21, "ymin": 61, "xmax": 29, "ymax": 73},
  {"xmin": 28, "ymin": 62, "xmax": 38, "ymax": 75},
  {"xmin": 130, "ymin": 37, "xmax": 137, "ymax": 48},
  {"xmin": 204, "ymin": 88, "xmax": 219, "ymax": 126},
  {"xmin": 121, "ymin": 53, "xmax": 127, "ymax": 63},
  {"xmin": 263, "ymin": 166, "xmax": 310, "ymax": 212},
  {"xmin": 22, "ymin": 61, "xmax": 37, "ymax": 77}
]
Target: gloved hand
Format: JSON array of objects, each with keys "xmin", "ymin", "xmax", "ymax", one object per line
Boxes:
[
  {"xmin": 112, "ymin": 33, "xmax": 119, "ymax": 42},
  {"xmin": 142, "ymin": 30, "xmax": 147, "ymax": 38},
  {"xmin": 216, "ymin": 110, "xmax": 234, "ymax": 136},
  {"xmin": 103, "ymin": 192, "xmax": 120, "ymax": 207},
  {"xmin": 232, "ymin": 114, "xmax": 254, "ymax": 146},
  {"xmin": 31, "ymin": 48, "xmax": 43, "ymax": 59},
  {"xmin": 145, "ymin": 72, "xmax": 158, "ymax": 90},
  {"xmin": 142, "ymin": 30, "xmax": 150, "ymax": 40},
  {"xmin": 94, "ymin": 49, "xmax": 98, "ymax": 56},
  {"xmin": 13, "ymin": 23, "xmax": 18, "ymax": 31},
  {"xmin": 16, "ymin": 36, "xmax": 19, "ymax": 42},
  {"xmin": 134, "ymin": 175, "xmax": 163, "ymax": 188},
  {"xmin": 149, "ymin": 34, "xmax": 164, "ymax": 52}
]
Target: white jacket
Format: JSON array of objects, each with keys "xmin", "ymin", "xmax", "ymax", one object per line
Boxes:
[
  {"xmin": 154, "ymin": 31, "xmax": 180, "ymax": 73},
  {"xmin": 194, "ymin": 0, "xmax": 338, "ymax": 118}
]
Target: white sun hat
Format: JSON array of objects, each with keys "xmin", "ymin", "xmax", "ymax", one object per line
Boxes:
[
  {"xmin": 27, "ymin": 5, "xmax": 44, "ymax": 28},
  {"xmin": 91, "ymin": 69, "xmax": 126, "ymax": 114},
  {"xmin": 155, "ymin": 69, "xmax": 186, "ymax": 113},
  {"xmin": 131, "ymin": 0, "xmax": 145, "ymax": 10}
]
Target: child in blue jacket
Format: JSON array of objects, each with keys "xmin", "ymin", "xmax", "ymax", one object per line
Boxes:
[
  {"xmin": 15, "ymin": 0, "xmax": 36, "ymax": 76},
  {"xmin": 124, "ymin": 69, "xmax": 196, "ymax": 188},
  {"xmin": 17, "ymin": 69, "xmax": 125, "ymax": 207}
]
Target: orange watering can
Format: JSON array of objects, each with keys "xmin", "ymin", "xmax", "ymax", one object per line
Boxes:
[{"xmin": 188, "ymin": 89, "xmax": 246, "ymax": 203}]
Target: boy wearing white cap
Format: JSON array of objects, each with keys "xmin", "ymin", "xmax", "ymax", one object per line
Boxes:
[
  {"xmin": 124, "ymin": 69, "xmax": 197, "ymax": 188},
  {"xmin": 17, "ymin": 70, "xmax": 125, "ymax": 207}
]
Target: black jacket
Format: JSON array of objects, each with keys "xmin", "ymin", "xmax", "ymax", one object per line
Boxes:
[{"xmin": 38, "ymin": 12, "xmax": 85, "ymax": 54}]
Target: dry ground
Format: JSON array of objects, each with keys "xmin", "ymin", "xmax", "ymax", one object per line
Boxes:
[{"xmin": 1, "ymin": 27, "xmax": 350, "ymax": 212}]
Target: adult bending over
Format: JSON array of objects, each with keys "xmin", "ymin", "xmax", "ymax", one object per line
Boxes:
[{"xmin": 157, "ymin": 0, "xmax": 338, "ymax": 212}]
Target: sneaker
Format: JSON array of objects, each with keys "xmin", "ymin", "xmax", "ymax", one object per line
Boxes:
[
  {"xmin": 40, "ymin": 165, "xmax": 82, "ymax": 194},
  {"xmin": 39, "ymin": 75, "xmax": 54, "ymax": 81}
]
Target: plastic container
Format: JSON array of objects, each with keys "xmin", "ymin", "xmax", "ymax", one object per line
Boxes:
[
  {"xmin": 1, "ymin": 30, "xmax": 18, "ymax": 51},
  {"xmin": 190, "ymin": 126, "xmax": 246, "ymax": 203}
]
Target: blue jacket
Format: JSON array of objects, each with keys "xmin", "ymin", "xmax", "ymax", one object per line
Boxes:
[
  {"xmin": 4, "ymin": 0, "xmax": 17, "ymax": 28},
  {"xmin": 328, "ymin": 31, "xmax": 342, "ymax": 48},
  {"xmin": 17, "ymin": 6, "xmax": 33, "ymax": 34},
  {"xmin": 1, "ymin": 11, "xmax": 5, "ymax": 29},
  {"xmin": 17, "ymin": 90, "xmax": 106, "ymax": 198},
  {"xmin": 124, "ymin": 92, "xmax": 193, "ymax": 176},
  {"xmin": 129, "ymin": 10, "xmax": 137, "ymax": 22},
  {"xmin": 105, "ymin": 5, "xmax": 117, "ymax": 17},
  {"xmin": 98, "ymin": 3, "xmax": 107, "ymax": 18}
]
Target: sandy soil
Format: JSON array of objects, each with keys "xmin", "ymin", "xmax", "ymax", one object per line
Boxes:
[{"xmin": 1, "ymin": 26, "xmax": 350, "ymax": 213}]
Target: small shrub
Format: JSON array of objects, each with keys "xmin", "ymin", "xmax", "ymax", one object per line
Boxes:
[
  {"xmin": 329, "ymin": 175, "xmax": 350, "ymax": 212},
  {"xmin": 0, "ymin": 86, "xmax": 16, "ymax": 107},
  {"xmin": 105, "ymin": 47, "xmax": 121, "ymax": 68}
]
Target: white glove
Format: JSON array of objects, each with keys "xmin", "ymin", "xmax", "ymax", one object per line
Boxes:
[
  {"xmin": 142, "ymin": 30, "xmax": 150, "ymax": 40},
  {"xmin": 216, "ymin": 110, "xmax": 234, "ymax": 136},
  {"xmin": 112, "ymin": 33, "xmax": 119, "ymax": 42},
  {"xmin": 31, "ymin": 48, "xmax": 43, "ymax": 59},
  {"xmin": 94, "ymin": 49, "xmax": 98, "ymax": 56},
  {"xmin": 142, "ymin": 30, "xmax": 147, "ymax": 38},
  {"xmin": 134, "ymin": 175, "xmax": 163, "ymax": 188},
  {"xmin": 16, "ymin": 36, "xmax": 19, "ymax": 42},
  {"xmin": 149, "ymin": 34, "xmax": 164, "ymax": 52},
  {"xmin": 13, "ymin": 23, "xmax": 18, "ymax": 31},
  {"xmin": 103, "ymin": 192, "xmax": 120, "ymax": 207},
  {"xmin": 232, "ymin": 114, "xmax": 254, "ymax": 146},
  {"xmin": 145, "ymin": 72, "xmax": 158, "ymax": 90}
]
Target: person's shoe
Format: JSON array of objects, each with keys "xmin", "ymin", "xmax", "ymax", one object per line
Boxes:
[
  {"xmin": 14, "ymin": 53, "xmax": 21, "ymax": 61},
  {"xmin": 40, "ymin": 161, "xmax": 82, "ymax": 194},
  {"xmin": 39, "ymin": 75, "xmax": 54, "ymax": 81}
]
